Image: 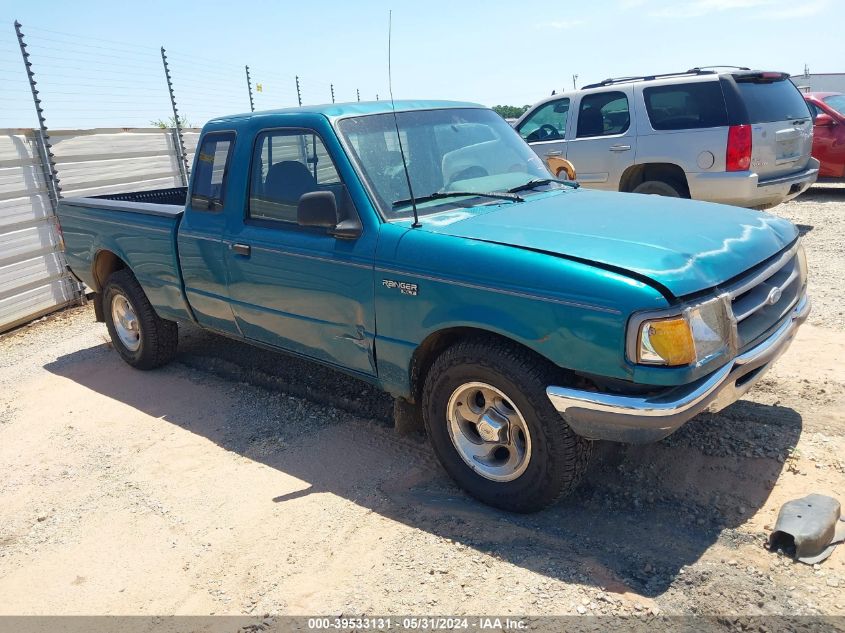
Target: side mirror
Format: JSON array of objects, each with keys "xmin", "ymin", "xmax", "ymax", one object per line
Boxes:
[
  {"xmin": 296, "ymin": 191, "xmax": 363, "ymax": 239},
  {"xmin": 297, "ymin": 191, "xmax": 339, "ymax": 228},
  {"xmin": 815, "ymin": 113, "xmax": 836, "ymax": 127}
]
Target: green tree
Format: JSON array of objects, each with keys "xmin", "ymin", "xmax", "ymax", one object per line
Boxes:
[
  {"xmin": 150, "ymin": 115, "xmax": 193, "ymax": 129},
  {"xmin": 492, "ymin": 105, "xmax": 530, "ymax": 119}
]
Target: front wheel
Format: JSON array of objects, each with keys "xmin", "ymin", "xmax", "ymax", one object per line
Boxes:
[
  {"xmin": 422, "ymin": 339, "xmax": 592, "ymax": 513},
  {"xmin": 103, "ymin": 269, "xmax": 178, "ymax": 369}
]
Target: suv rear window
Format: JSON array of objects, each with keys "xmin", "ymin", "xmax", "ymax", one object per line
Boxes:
[
  {"xmin": 643, "ymin": 82, "xmax": 728, "ymax": 130},
  {"xmin": 735, "ymin": 77, "xmax": 810, "ymax": 123}
]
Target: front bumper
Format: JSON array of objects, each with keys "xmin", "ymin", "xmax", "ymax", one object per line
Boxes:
[{"xmin": 546, "ymin": 293, "xmax": 810, "ymax": 444}]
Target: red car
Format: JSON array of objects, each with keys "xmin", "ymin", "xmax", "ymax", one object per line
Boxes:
[{"xmin": 804, "ymin": 92, "xmax": 845, "ymax": 180}]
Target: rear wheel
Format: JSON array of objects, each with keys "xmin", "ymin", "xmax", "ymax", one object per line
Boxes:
[
  {"xmin": 422, "ymin": 339, "xmax": 592, "ymax": 513},
  {"xmin": 103, "ymin": 269, "xmax": 178, "ymax": 369},
  {"xmin": 631, "ymin": 179, "xmax": 688, "ymax": 198}
]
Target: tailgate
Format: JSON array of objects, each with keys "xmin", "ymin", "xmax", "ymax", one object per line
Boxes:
[
  {"xmin": 733, "ymin": 72, "xmax": 813, "ymax": 180},
  {"xmin": 750, "ymin": 119, "xmax": 813, "ymax": 180}
]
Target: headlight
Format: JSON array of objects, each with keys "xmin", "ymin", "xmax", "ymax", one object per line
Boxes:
[{"xmin": 633, "ymin": 296, "xmax": 733, "ymax": 367}]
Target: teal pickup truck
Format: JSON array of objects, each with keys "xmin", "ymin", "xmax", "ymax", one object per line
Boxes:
[{"xmin": 58, "ymin": 101, "xmax": 810, "ymax": 512}]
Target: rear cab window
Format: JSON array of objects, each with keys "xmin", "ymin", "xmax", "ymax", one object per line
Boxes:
[
  {"xmin": 576, "ymin": 91, "xmax": 629, "ymax": 138},
  {"xmin": 644, "ymin": 82, "xmax": 728, "ymax": 130},
  {"xmin": 734, "ymin": 74, "xmax": 810, "ymax": 123},
  {"xmin": 191, "ymin": 132, "xmax": 235, "ymax": 211}
]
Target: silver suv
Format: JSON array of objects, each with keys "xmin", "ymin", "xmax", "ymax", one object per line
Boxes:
[{"xmin": 515, "ymin": 68, "xmax": 820, "ymax": 208}]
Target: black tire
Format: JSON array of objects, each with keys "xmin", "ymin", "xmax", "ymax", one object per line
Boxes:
[
  {"xmin": 421, "ymin": 339, "xmax": 592, "ymax": 513},
  {"xmin": 102, "ymin": 269, "xmax": 178, "ymax": 370},
  {"xmin": 631, "ymin": 179, "xmax": 688, "ymax": 198}
]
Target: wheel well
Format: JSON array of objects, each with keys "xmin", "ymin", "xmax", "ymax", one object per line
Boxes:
[
  {"xmin": 91, "ymin": 251, "xmax": 127, "ymax": 322},
  {"xmin": 619, "ymin": 163, "xmax": 689, "ymax": 195},
  {"xmin": 92, "ymin": 250, "xmax": 126, "ymax": 292},
  {"xmin": 408, "ymin": 327, "xmax": 558, "ymax": 404}
]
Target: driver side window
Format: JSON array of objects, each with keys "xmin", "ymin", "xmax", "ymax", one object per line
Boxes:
[
  {"xmin": 248, "ymin": 130, "xmax": 342, "ymax": 224},
  {"xmin": 518, "ymin": 98, "xmax": 570, "ymax": 143}
]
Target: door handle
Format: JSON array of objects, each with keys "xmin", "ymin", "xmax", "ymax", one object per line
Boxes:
[
  {"xmin": 609, "ymin": 145, "xmax": 632, "ymax": 152},
  {"xmin": 230, "ymin": 243, "xmax": 251, "ymax": 257},
  {"xmin": 545, "ymin": 150, "xmax": 563, "ymax": 157}
]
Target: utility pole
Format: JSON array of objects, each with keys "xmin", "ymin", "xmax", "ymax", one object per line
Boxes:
[
  {"xmin": 356, "ymin": 88, "xmax": 360, "ymax": 102},
  {"xmin": 572, "ymin": 74, "xmax": 578, "ymax": 90},
  {"xmin": 295, "ymin": 75, "xmax": 302, "ymax": 107},
  {"xmin": 330, "ymin": 83, "xmax": 335, "ymax": 103}
]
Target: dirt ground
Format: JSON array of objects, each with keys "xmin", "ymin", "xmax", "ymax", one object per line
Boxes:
[{"xmin": 0, "ymin": 185, "xmax": 843, "ymax": 619}]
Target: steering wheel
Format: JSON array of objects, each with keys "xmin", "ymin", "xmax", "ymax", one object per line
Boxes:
[{"xmin": 537, "ymin": 124, "xmax": 559, "ymax": 140}]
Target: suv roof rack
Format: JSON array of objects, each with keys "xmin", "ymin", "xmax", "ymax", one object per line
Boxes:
[
  {"xmin": 689, "ymin": 65, "xmax": 751, "ymax": 71},
  {"xmin": 581, "ymin": 66, "xmax": 751, "ymax": 90}
]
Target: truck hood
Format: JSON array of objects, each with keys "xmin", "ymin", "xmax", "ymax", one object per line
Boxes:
[{"xmin": 418, "ymin": 189, "xmax": 798, "ymax": 298}]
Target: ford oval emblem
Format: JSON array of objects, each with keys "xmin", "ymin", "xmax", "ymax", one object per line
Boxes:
[{"xmin": 766, "ymin": 287, "xmax": 783, "ymax": 306}]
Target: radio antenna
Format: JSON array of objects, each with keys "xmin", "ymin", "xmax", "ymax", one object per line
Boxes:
[{"xmin": 388, "ymin": 10, "xmax": 420, "ymax": 228}]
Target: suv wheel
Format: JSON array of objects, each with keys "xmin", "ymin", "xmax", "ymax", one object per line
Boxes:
[
  {"xmin": 103, "ymin": 269, "xmax": 178, "ymax": 369},
  {"xmin": 422, "ymin": 339, "xmax": 592, "ymax": 513},
  {"xmin": 632, "ymin": 179, "xmax": 688, "ymax": 198}
]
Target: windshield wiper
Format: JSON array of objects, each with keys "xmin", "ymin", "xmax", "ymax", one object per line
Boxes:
[
  {"xmin": 506, "ymin": 178, "xmax": 580, "ymax": 194},
  {"xmin": 393, "ymin": 190, "xmax": 524, "ymax": 208}
]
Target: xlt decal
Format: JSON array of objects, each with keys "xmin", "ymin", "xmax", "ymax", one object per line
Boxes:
[{"xmin": 382, "ymin": 279, "xmax": 419, "ymax": 296}]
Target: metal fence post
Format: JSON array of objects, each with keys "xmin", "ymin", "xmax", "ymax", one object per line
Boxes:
[
  {"xmin": 14, "ymin": 20, "xmax": 61, "ymax": 210},
  {"xmin": 160, "ymin": 46, "xmax": 189, "ymax": 185},
  {"xmin": 245, "ymin": 65, "xmax": 255, "ymax": 112},
  {"xmin": 330, "ymin": 84, "xmax": 335, "ymax": 104},
  {"xmin": 295, "ymin": 75, "xmax": 302, "ymax": 107}
]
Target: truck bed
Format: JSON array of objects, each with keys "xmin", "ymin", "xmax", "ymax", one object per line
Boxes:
[{"xmin": 57, "ymin": 187, "xmax": 193, "ymax": 323}]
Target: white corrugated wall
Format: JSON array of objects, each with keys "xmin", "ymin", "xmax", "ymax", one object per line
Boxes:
[{"xmin": 0, "ymin": 127, "xmax": 200, "ymax": 333}]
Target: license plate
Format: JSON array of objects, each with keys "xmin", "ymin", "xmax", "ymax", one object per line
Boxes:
[{"xmin": 777, "ymin": 139, "xmax": 799, "ymax": 161}]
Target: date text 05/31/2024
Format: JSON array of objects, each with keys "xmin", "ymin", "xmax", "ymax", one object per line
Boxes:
[{"xmin": 306, "ymin": 617, "xmax": 528, "ymax": 630}]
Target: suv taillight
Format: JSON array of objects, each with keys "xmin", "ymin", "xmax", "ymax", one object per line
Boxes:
[{"xmin": 726, "ymin": 124, "xmax": 752, "ymax": 172}]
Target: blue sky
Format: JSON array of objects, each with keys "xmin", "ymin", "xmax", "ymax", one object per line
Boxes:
[{"xmin": 1, "ymin": 0, "xmax": 842, "ymax": 128}]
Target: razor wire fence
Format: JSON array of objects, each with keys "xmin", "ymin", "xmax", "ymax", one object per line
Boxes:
[{"xmin": 1, "ymin": 20, "xmax": 381, "ymax": 144}]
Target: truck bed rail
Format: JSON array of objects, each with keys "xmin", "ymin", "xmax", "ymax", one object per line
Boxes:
[{"xmin": 92, "ymin": 187, "xmax": 187, "ymax": 206}]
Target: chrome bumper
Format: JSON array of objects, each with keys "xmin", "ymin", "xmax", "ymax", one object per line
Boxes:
[{"xmin": 546, "ymin": 294, "xmax": 811, "ymax": 444}]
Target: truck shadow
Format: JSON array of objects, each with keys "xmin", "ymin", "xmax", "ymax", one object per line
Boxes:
[{"xmin": 45, "ymin": 327, "xmax": 800, "ymax": 599}]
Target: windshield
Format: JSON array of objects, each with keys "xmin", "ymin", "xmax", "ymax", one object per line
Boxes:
[
  {"xmin": 823, "ymin": 95, "xmax": 845, "ymax": 117},
  {"xmin": 336, "ymin": 108, "xmax": 552, "ymax": 220}
]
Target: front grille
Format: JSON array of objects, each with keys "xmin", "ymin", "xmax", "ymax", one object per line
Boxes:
[{"xmin": 727, "ymin": 244, "xmax": 805, "ymax": 351}]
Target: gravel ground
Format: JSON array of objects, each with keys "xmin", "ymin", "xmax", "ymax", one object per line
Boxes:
[
  {"xmin": 773, "ymin": 183, "xmax": 845, "ymax": 331},
  {"xmin": 0, "ymin": 185, "xmax": 843, "ymax": 622}
]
